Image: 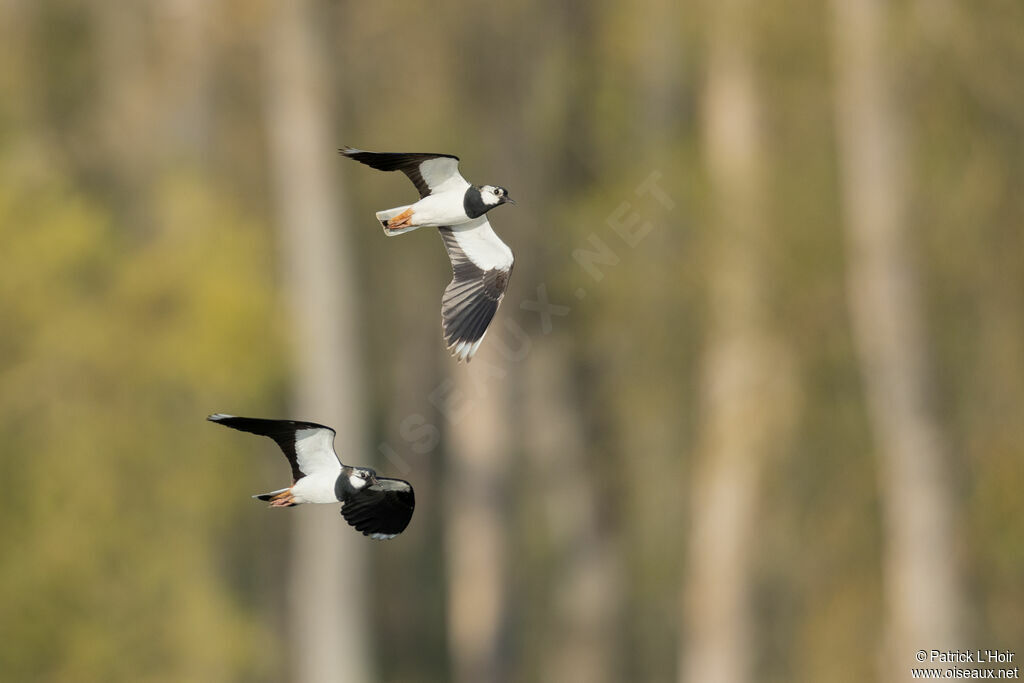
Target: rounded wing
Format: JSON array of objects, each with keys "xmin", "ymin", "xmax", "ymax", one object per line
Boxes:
[
  {"xmin": 340, "ymin": 147, "xmax": 464, "ymax": 199},
  {"xmin": 339, "ymin": 477, "xmax": 415, "ymax": 540},
  {"xmin": 438, "ymin": 217, "xmax": 514, "ymax": 362},
  {"xmin": 207, "ymin": 414, "xmax": 341, "ymax": 482}
]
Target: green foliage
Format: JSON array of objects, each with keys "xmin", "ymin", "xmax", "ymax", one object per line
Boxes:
[{"xmin": 0, "ymin": 158, "xmax": 284, "ymax": 681}]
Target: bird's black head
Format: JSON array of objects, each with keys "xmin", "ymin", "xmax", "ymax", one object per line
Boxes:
[
  {"xmin": 465, "ymin": 185, "xmax": 516, "ymax": 219},
  {"xmin": 337, "ymin": 466, "xmax": 377, "ymax": 498}
]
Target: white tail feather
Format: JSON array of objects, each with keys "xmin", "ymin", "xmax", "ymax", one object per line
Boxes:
[
  {"xmin": 253, "ymin": 487, "xmax": 290, "ymax": 501},
  {"xmin": 374, "ymin": 205, "xmax": 423, "ymax": 236}
]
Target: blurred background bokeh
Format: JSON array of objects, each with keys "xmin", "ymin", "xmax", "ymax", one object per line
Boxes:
[{"xmin": 1, "ymin": 1, "xmax": 1022, "ymax": 681}]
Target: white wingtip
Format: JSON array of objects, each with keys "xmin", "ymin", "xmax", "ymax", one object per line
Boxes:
[
  {"xmin": 369, "ymin": 532, "xmax": 397, "ymax": 540},
  {"xmin": 449, "ymin": 340, "xmax": 474, "ymax": 363},
  {"xmin": 446, "ymin": 335, "xmax": 491, "ymax": 363},
  {"xmin": 207, "ymin": 413, "xmax": 234, "ymax": 422}
]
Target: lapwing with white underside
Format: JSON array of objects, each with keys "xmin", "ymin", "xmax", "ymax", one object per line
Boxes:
[
  {"xmin": 340, "ymin": 147, "xmax": 515, "ymax": 362},
  {"xmin": 208, "ymin": 414, "xmax": 414, "ymax": 539}
]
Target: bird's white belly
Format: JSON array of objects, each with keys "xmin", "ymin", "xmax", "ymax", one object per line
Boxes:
[
  {"xmin": 290, "ymin": 473, "xmax": 339, "ymax": 504},
  {"xmin": 412, "ymin": 191, "xmax": 471, "ymax": 227}
]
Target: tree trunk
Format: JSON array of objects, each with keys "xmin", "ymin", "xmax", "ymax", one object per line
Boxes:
[
  {"xmin": 89, "ymin": 4, "xmax": 155, "ymax": 228},
  {"xmin": 681, "ymin": 2, "xmax": 796, "ymax": 682},
  {"xmin": 444, "ymin": 347, "xmax": 512, "ymax": 683},
  {"xmin": 154, "ymin": 0, "xmax": 213, "ymax": 155},
  {"xmin": 525, "ymin": 343, "xmax": 621, "ymax": 683},
  {"xmin": 263, "ymin": 2, "xmax": 372, "ymax": 682},
  {"xmin": 635, "ymin": 0, "xmax": 683, "ymax": 147},
  {"xmin": 830, "ymin": 0, "xmax": 962, "ymax": 670}
]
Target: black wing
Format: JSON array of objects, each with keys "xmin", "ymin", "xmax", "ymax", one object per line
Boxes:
[
  {"xmin": 340, "ymin": 147, "xmax": 463, "ymax": 199},
  {"xmin": 439, "ymin": 227, "xmax": 514, "ymax": 362},
  {"xmin": 339, "ymin": 477, "xmax": 415, "ymax": 539},
  {"xmin": 207, "ymin": 414, "xmax": 339, "ymax": 482}
]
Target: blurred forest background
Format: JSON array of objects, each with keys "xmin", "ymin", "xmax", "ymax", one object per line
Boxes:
[{"xmin": 1, "ymin": 0, "xmax": 1022, "ymax": 682}]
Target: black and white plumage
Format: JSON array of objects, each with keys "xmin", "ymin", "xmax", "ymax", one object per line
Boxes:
[
  {"xmin": 340, "ymin": 147, "xmax": 515, "ymax": 362},
  {"xmin": 208, "ymin": 414, "xmax": 414, "ymax": 539}
]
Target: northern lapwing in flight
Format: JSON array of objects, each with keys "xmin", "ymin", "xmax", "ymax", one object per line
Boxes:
[
  {"xmin": 208, "ymin": 414, "xmax": 414, "ymax": 539},
  {"xmin": 340, "ymin": 147, "xmax": 515, "ymax": 362}
]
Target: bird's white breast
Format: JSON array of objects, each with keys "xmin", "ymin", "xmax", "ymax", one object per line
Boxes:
[
  {"xmin": 290, "ymin": 473, "xmax": 341, "ymax": 504},
  {"xmin": 411, "ymin": 186, "xmax": 472, "ymax": 227}
]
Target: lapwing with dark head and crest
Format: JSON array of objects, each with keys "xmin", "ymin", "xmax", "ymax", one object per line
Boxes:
[
  {"xmin": 208, "ymin": 414, "xmax": 414, "ymax": 539},
  {"xmin": 340, "ymin": 147, "xmax": 516, "ymax": 362}
]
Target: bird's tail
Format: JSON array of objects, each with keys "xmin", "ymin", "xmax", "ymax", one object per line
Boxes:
[
  {"xmin": 375, "ymin": 205, "xmax": 423, "ymax": 236},
  {"xmin": 254, "ymin": 487, "xmax": 296, "ymax": 507}
]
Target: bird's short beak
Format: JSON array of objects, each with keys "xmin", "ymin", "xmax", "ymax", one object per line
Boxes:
[{"xmin": 503, "ymin": 196, "xmax": 516, "ymax": 205}]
